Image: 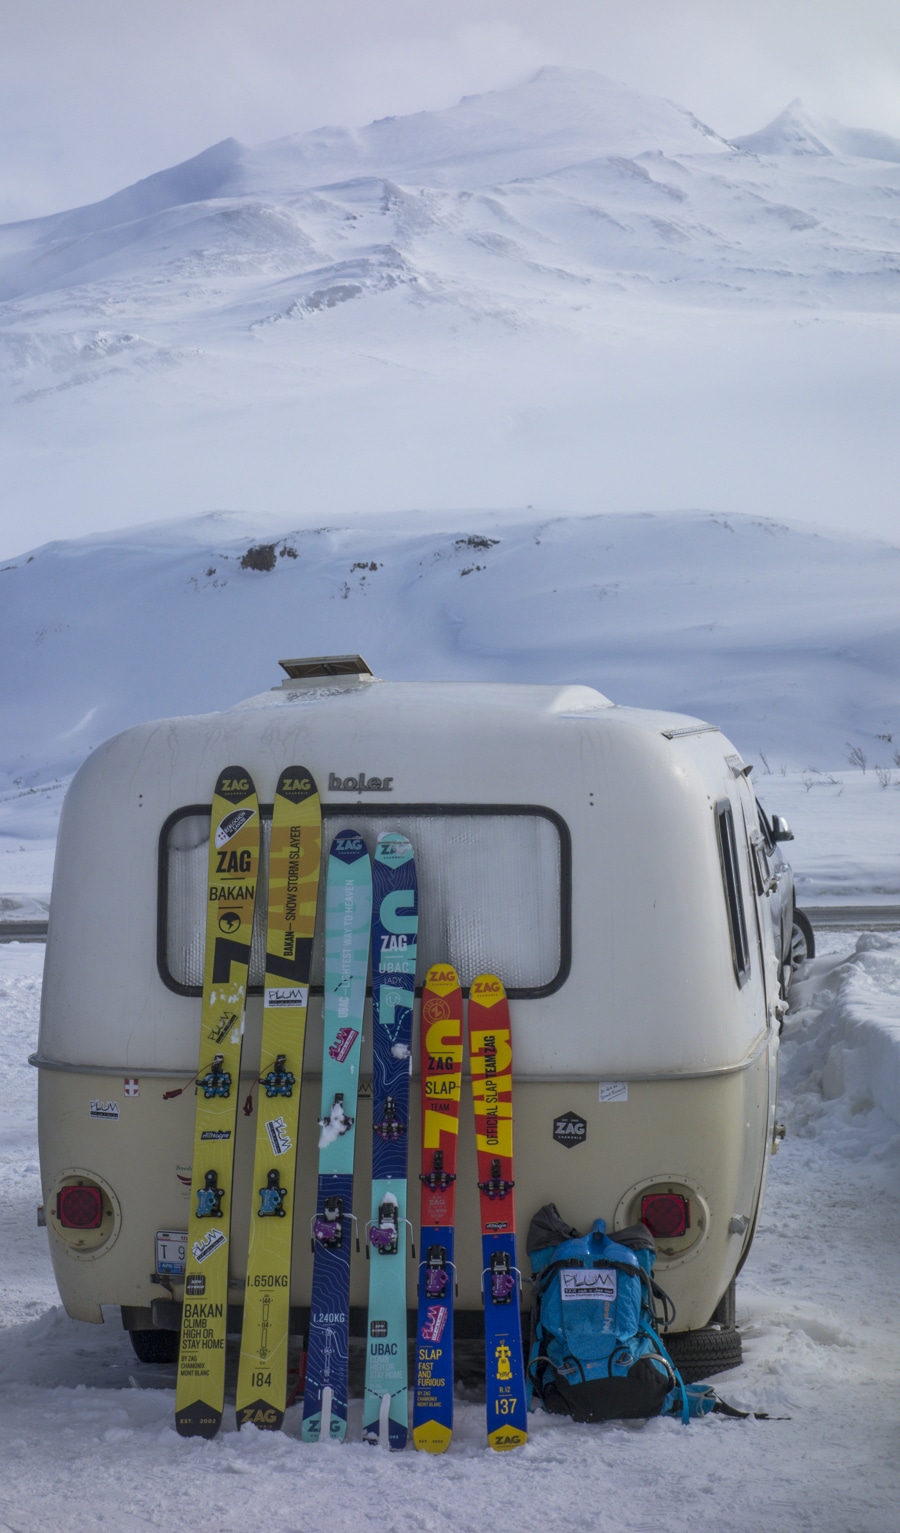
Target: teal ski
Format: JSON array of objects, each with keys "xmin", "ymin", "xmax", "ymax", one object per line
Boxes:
[
  {"xmin": 362, "ymin": 831, "xmax": 418, "ymax": 1448},
  {"xmin": 301, "ymin": 829, "xmax": 372, "ymax": 1442}
]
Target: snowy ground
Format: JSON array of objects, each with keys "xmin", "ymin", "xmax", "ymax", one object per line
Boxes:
[{"xmin": 0, "ymin": 929, "xmax": 897, "ymax": 1531}]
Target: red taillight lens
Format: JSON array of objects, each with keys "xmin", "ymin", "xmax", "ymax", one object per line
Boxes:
[
  {"xmin": 57, "ymin": 1185, "xmax": 103, "ymax": 1229},
  {"xmin": 641, "ymin": 1192, "xmax": 690, "ymax": 1239}
]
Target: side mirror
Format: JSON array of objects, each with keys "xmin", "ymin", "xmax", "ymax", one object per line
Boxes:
[{"xmin": 771, "ymin": 815, "xmax": 794, "ymax": 842}]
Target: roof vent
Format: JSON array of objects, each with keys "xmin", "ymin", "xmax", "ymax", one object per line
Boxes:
[{"xmin": 277, "ymin": 654, "xmax": 374, "ymax": 683}]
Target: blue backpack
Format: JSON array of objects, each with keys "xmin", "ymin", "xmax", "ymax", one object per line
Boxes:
[{"xmin": 526, "ymin": 1205, "xmax": 713, "ymax": 1424}]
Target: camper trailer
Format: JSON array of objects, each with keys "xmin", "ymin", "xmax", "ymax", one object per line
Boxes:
[{"xmin": 35, "ymin": 658, "xmax": 787, "ymax": 1379}]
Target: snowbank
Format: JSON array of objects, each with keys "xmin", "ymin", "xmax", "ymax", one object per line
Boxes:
[{"xmin": 784, "ymin": 933, "xmax": 900, "ymax": 1158}]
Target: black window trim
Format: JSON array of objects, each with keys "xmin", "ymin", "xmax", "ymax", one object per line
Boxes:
[{"xmin": 157, "ymin": 801, "xmax": 572, "ymax": 1001}]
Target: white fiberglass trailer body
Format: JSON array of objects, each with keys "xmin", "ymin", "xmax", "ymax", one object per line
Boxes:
[{"xmin": 35, "ymin": 662, "xmax": 783, "ymax": 1369}]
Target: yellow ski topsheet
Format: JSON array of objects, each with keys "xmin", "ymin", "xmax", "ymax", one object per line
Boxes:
[
  {"xmin": 176, "ymin": 768, "xmax": 260, "ymax": 1438},
  {"xmin": 235, "ymin": 768, "xmax": 322, "ymax": 1430}
]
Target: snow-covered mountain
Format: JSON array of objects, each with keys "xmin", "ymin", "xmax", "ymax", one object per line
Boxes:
[
  {"xmin": 2, "ymin": 507, "xmax": 899, "ymax": 801},
  {"xmin": 2, "ymin": 67, "xmax": 900, "ymax": 552},
  {"xmin": 734, "ymin": 98, "xmax": 900, "ymax": 162}
]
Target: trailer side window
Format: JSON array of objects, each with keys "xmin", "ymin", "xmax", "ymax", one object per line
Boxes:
[
  {"xmin": 159, "ymin": 806, "xmax": 570, "ymax": 1000},
  {"xmin": 716, "ymin": 800, "xmax": 750, "ymax": 987}
]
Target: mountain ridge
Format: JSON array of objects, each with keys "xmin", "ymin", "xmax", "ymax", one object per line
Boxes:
[
  {"xmin": 2, "ymin": 66, "xmax": 899, "ymax": 554},
  {"xmin": 2, "ymin": 509, "xmax": 898, "ymax": 796}
]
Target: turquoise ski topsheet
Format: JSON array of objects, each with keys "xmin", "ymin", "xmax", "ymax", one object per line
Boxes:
[
  {"xmin": 301, "ymin": 829, "xmax": 372, "ymax": 1441},
  {"xmin": 362, "ymin": 831, "xmax": 418, "ymax": 1448}
]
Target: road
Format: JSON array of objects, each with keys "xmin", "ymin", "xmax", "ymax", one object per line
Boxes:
[{"xmin": 3, "ymin": 906, "xmax": 899, "ymax": 943}]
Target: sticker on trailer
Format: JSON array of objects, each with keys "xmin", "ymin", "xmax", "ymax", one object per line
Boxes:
[
  {"xmin": 598, "ymin": 1081, "xmax": 628, "ymax": 1103},
  {"xmin": 156, "ymin": 1229, "xmax": 188, "ymax": 1275},
  {"xmin": 90, "ymin": 1100, "xmax": 120, "ymax": 1121},
  {"xmin": 553, "ymin": 1110, "xmax": 587, "ymax": 1147},
  {"xmin": 123, "ymin": 1078, "xmax": 140, "ymax": 1097},
  {"xmin": 560, "ymin": 1268, "xmax": 617, "ymax": 1302}
]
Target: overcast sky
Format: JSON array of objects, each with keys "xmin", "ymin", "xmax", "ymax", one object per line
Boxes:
[{"xmin": 4, "ymin": 0, "xmax": 900, "ymax": 222}]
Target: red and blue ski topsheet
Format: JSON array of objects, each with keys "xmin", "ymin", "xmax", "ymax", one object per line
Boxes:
[
  {"xmin": 363, "ymin": 831, "xmax": 418, "ymax": 1449},
  {"xmin": 301, "ymin": 829, "xmax": 372, "ymax": 1442},
  {"xmin": 468, "ymin": 974, "xmax": 528, "ymax": 1451},
  {"xmin": 413, "ymin": 964, "xmax": 463, "ymax": 1452}
]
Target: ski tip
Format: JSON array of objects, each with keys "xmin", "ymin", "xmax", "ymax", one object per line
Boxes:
[
  {"xmin": 374, "ymin": 830, "xmax": 414, "ymax": 867},
  {"xmin": 329, "ymin": 827, "xmax": 370, "ymax": 866},
  {"xmin": 470, "ymin": 973, "xmax": 507, "ymax": 1008},
  {"xmin": 214, "ymin": 767, "xmax": 257, "ymax": 806},
  {"xmin": 275, "ymin": 766, "xmax": 319, "ymax": 805},
  {"xmin": 413, "ymin": 1421, "xmax": 453, "ymax": 1453},
  {"xmin": 423, "ymin": 963, "xmax": 461, "ymax": 998},
  {"xmin": 487, "ymin": 1425, "xmax": 527, "ymax": 1452}
]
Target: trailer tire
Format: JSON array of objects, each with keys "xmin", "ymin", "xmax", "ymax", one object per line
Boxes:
[
  {"xmin": 663, "ymin": 1326, "xmax": 742, "ymax": 1382},
  {"xmin": 129, "ymin": 1327, "xmax": 179, "ymax": 1365}
]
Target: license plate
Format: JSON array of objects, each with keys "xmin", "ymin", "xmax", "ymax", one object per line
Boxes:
[{"xmin": 156, "ymin": 1229, "xmax": 187, "ymax": 1275}]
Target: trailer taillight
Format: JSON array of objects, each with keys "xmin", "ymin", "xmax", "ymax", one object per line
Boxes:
[
  {"xmin": 57, "ymin": 1184, "xmax": 103, "ymax": 1229},
  {"xmin": 641, "ymin": 1192, "xmax": 690, "ymax": 1240}
]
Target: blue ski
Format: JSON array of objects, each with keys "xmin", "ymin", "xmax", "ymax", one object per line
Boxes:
[
  {"xmin": 362, "ymin": 832, "xmax": 418, "ymax": 1449},
  {"xmin": 301, "ymin": 829, "xmax": 372, "ymax": 1442}
]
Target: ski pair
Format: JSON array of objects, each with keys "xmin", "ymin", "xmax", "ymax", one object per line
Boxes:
[
  {"xmin": 175, "ymin": 765, "xmax": 322, "ymax": 1438},
  {"xmin": 175, "ymin": 780, "xmax": 415, "ymax": 1443},
  {"xmin": 412, "ymin": 971, "xmax": 528, "ymax": 1454},
  {"xmin": 233, "ymin": 817, "xmax": 411, "ymax": 1443},
  {"xmin": 306, "ymin": 828, "xmax": 419, "ymax": 1447}
]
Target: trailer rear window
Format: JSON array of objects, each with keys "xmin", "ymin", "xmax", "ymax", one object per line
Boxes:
[
  {"xmin": 159, "ymin": 805, "xmax": 570, "ymax": 999},
  {"xmin": 716, "ymin": 799, "xmax": 750, "ymax": 987}
]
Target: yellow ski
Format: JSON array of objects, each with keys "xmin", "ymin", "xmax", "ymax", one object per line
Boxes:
[
  {"xmin": 236, "ymin": 767, "xmax": 322, "ymax": 1430},
  {"xmin": 175, "ymin": 768, "xmax": 260, "ymax": 1438}
]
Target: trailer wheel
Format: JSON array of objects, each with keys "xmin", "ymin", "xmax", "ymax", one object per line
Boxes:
[
  {"xmin": 791, "ymin": 908, "xmax": 815, "ymax": 970},
  {"xmin": 663, "ymin": 1326, "xmax": 742, "ymax": 1382},
  {"xmin": 129, "ymin": 1328, "xmax": 179, "ymax": 1365}
]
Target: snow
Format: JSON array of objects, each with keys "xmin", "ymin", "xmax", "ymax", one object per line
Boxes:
[
  {"xmin": 734, "ymin": 99, "xmax": 900, "ymax": 163},
  {"xmin": 1, "ymin": 929, "xmax": 898, "ymax": 1530}
]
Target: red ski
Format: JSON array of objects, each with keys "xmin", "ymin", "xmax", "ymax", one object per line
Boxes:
[
  {"xmin": 468, "ymin": 974, "xmax": 527, "ymax": 1451},
  {"xmin": 412, "ymin": 964, "xmax": 463, "ymax": 1452}
]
